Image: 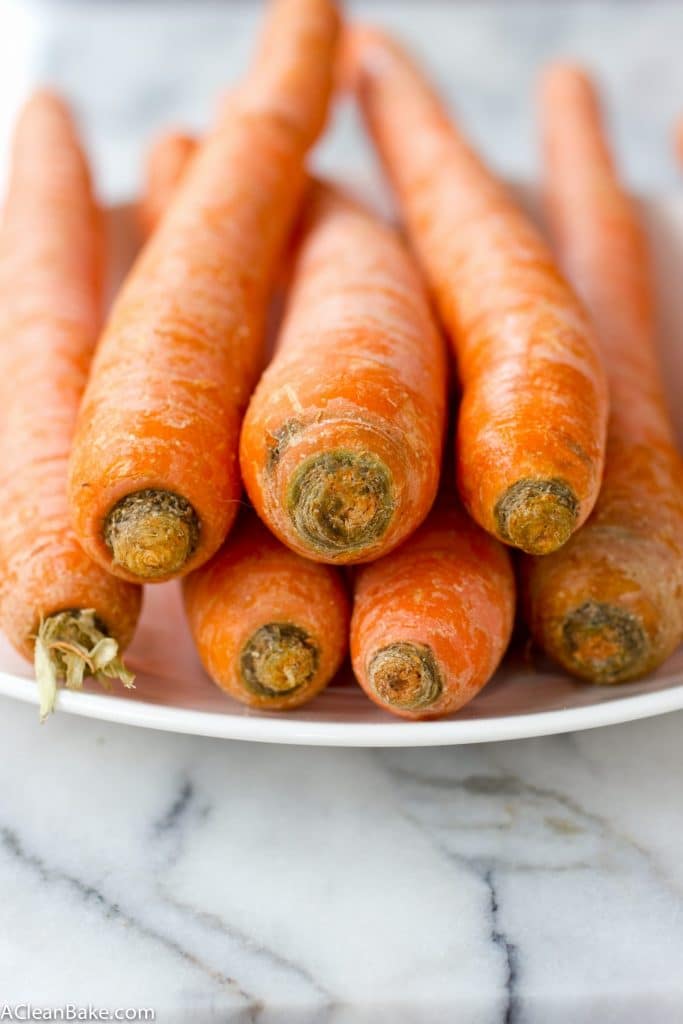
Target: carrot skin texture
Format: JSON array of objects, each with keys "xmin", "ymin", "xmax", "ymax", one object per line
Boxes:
[
  {"xmin": 523, "ymin": 65, "xmax": 683, "ymax": 684},
  {"xmin": 183, "ymin": 514, "xmax": 350, "ymax": 710},
  {"xmin": 351, "ymin": 496, "xmax": 515, "ymax": 720},
  {"xmin": 349, "ymin": 28, "xmax": 608, "ymax": 555},
  {"xmin": 239, "ymin": 180, "xmax": 448, "ymax": 564},
  {"xmin": 68, "ymin": 0, "xmax": 340, "ymax": 583},
  {"xmin": 0, "ymin": 93, "xmax": 141, "ymax": 665},
  {"xmin": 138, "ymin": 131, "xmax": 197, "ymax": 238}
]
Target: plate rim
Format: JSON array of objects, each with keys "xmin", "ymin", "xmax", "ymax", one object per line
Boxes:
[{"xmin": 3, "ymin": 667, "xmax": 683, "ymax": 746}]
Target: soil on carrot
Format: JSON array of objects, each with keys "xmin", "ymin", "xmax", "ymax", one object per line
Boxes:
[
  {"xmin": 104, "ymin": 489, "xmax": 200, "ymax": 580},
  {"xmin": 367, "ymin": 641, "xmax": 443, "ymax": 711},
  {"xmin": 239, "ymin": 622, "xmax": 319, "ymax": 697},
  {"xmin": 494, "ymin": 478, "xmax": 579, "ymax": 554},
  {"xmin": 286, "ymin": 449, "xmax": 394, "ymax": 557},
  {"xmin": 561, "ymin": 599, "xmax": 648, "ymax": 684},
  {"xmin": 266, "ymin": 419, "xmax": 305, "ymax": 471}
]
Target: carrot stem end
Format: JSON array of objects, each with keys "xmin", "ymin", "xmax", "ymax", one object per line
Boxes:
[
  {"xmin": 239, "ymin": 622, "xmax": 319, "ymax": 698},
  {"xmin": 495, "ymin": 478, "xmax": 579, "ymax": 554},
  {"xmin": 104, "ymin": 489, "xmax": 200, "ymax": 580},
  {"xmin": 367, "ymin": 641, "xmax": 443, "ymax": 711},
  {"xmin": 561, "ymin": 600, "xmax": 648, "ymax": 684},
  {"xmin": 286, "ymin": 449, "xmax": 394, "ymax": 558}
]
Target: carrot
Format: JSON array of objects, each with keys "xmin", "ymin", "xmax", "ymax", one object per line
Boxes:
[
  {"xmin": 68, "ymin": 0, "xmax": 340, "ymax": 584},
  {"xmin": 138, "ymin": 130, "xmax": 197, "ymax": 238},
  {"xmin": 183, "ymin": 513, "xmax": 349, "ymax": 709},
  {"xmin": 522, "ymin": 64, "xmax": 683, "ymax": 684},
  {"xmin": 350, "ymin": 492, "xmax": 515, "ymax": 719},
  {"xmin": 348, "ymin": 27, "xmax": 609, "ymax": 555},
  {"xmin": 0, "ymin": 92, "xmax": 142, "ymax": 721},
  {"xmin": 239, "ymin": 179, "xmax": 448, "ymax": 564}
]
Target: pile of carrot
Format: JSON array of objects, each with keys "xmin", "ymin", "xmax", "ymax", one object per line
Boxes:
[{"xmin": 2, "ymin": 0, "xmax": 682, "ymax": 724}]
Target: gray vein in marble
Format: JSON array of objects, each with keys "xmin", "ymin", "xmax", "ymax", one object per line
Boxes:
[
  {"xmin": 2, "ymin": 696, "xmax": 683, "ymax": 1017},
  {"xmin": 485, "ymin": 868, "xmax": 519, "ymax": 1024},
  {"xmin": 151, "ymin": 773, "xmax": 213, "ymax": 874},
  {"xmin": 153, "ymin": 777, "xmax": 196, "ymax": 836},
  {"xmin": 145, "ymin": 773, "xmax": 332, "ymax": 1014},
  {"xmin": 161, "ymin": 893, "xmax": 333, "ymax": 1013},
  {"xmin": 385, "ymin": 764, "xmax": 683, "ymax": 899},
  {"xmin": 375, "ymin": 754, "xmax": 683, "ymax": 1021},
  {"xmin": 0, "ymin": 822, "xmax": 257, "ymax": 1009},
  {"xmin": 379, "ymin": 776, "xmax": 517, "ymax": 1023}
]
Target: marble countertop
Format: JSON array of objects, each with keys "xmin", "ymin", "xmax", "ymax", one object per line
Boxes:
[
  {"xmin": 3, "ymin": 698, "xmax": 683, "ymax": 1022},
  {"xmin": 2, "ymin": 2, "xmax": 683, "ymax": 1021}
]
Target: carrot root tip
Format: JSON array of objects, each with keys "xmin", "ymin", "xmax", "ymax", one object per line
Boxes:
[
  {"xmin": 495, "ymin": 478, "xmax": 579, "ymax": 554},
  {"xmin": 33, "ymin": 609, "xmax": 135, "ymax": 723},
  {"xmin": 104, "ymin": 489, "xmax": 200, "ymax": 580},
  {"xmin": 286, "ymin": 449, "xmax": 394, "ymax": 558},
  {"xmin": 239, "ymin": 622, "xmax": 319, "ymax": 698},
  {"xmin": 367, "ymin": 641, "xmax": 443, "ymax": 712},
  {"xmin": 561, "ymin": 599, "xmax": 648, "ymax": 684}
]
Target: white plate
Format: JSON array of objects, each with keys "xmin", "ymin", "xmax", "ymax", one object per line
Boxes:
[{"xmin": 2, "ymin": 188, "xmax": 683, "ymax": 746}]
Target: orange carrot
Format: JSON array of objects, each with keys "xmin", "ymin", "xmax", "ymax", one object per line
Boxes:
[
  {"xmin": 348, "ymin": 27, "xmax": 608, "ymax": 555},
  {"xmin": 522, "ymin": 64, "xmax": 683, "ymax": 684},
  {"xmin": 239, "ymin": 179, "xmax": 448, "ymax": 564},
  {"xmin": 0, "ymin": 92, "xmax": 142, "ymax": 720},
  {"xmin": 183, "ymin": 513, "xmax": 349, "ymax": 709},
  {"xmin": 138, "ymin": 130, "xmax": 197, "ymax": 238},
  {"xmin": 351, "ymin": 493, "xmax": 515, "ymax": 719},
  {"xmin": 68, "ymin": 0, "xmax": 340, "ymax": 584}
]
